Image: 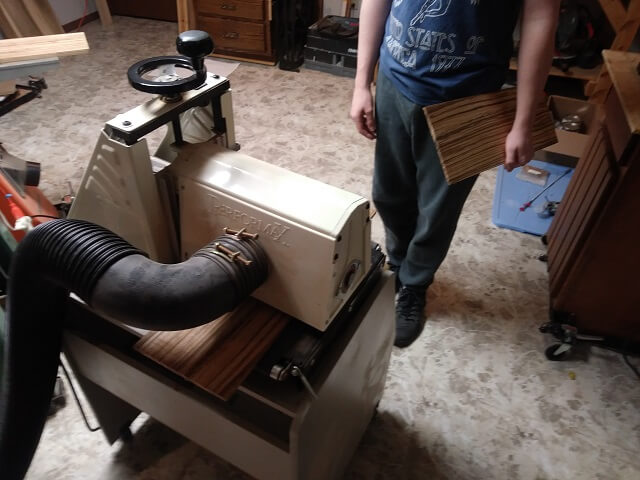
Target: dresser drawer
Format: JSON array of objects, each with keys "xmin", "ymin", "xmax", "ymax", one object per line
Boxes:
[
  {"xmin": 196, "ymin": 0, "xmax": 266, "ymax": 21},
  {"xmin": 198, "ymin": 16, "xmax": 268, "ymax": 54}
]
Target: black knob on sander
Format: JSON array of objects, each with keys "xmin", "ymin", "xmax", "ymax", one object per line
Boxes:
[{"xmin": 177, "ymin": 30, "xmax": 214, "ymax": 76}]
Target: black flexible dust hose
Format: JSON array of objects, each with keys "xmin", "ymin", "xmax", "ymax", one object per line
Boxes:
[{"xmin": 0, "ymin": 219, "xmax": 268, "ymax": 480}]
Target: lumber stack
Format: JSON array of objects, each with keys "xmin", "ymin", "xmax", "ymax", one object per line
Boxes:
[
  {"xmin": 135, "ymin": 298, "xmax": 291, "ymax": 401},
  {"xmin": 0, "ymin": 0, "xmax": 63, "ymax": 38},
  {"xmin": 424, "ymin": 88, "xmax": 557, "ymax": 184}
]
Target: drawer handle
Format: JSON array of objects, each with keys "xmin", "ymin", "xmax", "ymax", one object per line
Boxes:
[
  {"xmin": 221, "ymin": 4, "xmax": 237, "ymax": 10},
  {"xmin": 223, "ymin": 32, "xmax": 240, "ymax": 39}
]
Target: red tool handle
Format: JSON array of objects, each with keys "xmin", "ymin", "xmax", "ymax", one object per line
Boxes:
[{"xmin": 520, "ymin": 201, "xmax": 532, "ymax": 212}]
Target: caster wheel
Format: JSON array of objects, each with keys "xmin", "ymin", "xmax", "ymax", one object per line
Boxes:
[{"xmin": 545, "ymin": 343, "xmax": 571, "ymax": 361}]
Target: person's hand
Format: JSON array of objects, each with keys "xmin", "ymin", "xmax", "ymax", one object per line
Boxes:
[
  {"xmin": 504, "ymin": 125, "xmax": 534, "ymax": 172},
  {"xmin": 350, "ymin": 85, "xmax": 376, "ymax": 140}
]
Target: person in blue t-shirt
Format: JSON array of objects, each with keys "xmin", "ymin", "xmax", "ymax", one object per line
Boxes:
[{"xmin": 350, "ymin": 0, "xmax": 560, "ymax": 348}]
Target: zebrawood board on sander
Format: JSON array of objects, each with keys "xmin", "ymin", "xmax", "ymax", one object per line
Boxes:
[
  {"xmin": 135, "ymin": 298, "xmax": 291, "ymax": 401},
  {"xmin": 424, "ymin": 88, "xmax": 558, "ymax": 184}
]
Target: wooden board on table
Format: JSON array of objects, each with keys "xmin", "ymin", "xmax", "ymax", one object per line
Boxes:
[
  {"xmin": 603, "ymin": 49, "xmax": 640, "ymax": 134},
  {"xmin": 135, "ymin": 298, "xmax": 291, "ymax": 401},
  {"xmin": 424, "ymin": 88, "xmax": 557, "ymax": 184},
  {"xmin": 0, "ymin": 32, "xmax": 89, "ymax": 64}
]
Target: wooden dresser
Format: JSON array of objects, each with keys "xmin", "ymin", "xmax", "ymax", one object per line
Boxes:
[
  {"xmin": 193, "ymin": 0, "xmax": 275, "ymax": 63},
  {"xmin": 546, "ymin": 50, "xmax": 640, "ymax": 342}
]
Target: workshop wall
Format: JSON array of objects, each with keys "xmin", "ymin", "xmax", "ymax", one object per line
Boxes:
[
  {"xmin": 49, "ymin": 0, "xmax": 97, "ymax": 26},
  {"xmin": 323, "ymin": 1, "xmax": 362, "ymax": 17}
]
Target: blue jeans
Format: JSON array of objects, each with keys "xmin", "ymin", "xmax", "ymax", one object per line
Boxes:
[{"xmin": 373, "ymin": 72, "xmax": 478, "ymax": 289}]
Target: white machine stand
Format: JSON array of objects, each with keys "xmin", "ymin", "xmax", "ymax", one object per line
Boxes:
[{"xmin": 63, "ymin": 270, "xmax": 393, "ymax": 480}]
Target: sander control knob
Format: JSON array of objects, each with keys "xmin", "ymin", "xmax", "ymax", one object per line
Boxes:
[{"xmin": 127, "ymin": 31, "xmax": 215, "ymax": 95}]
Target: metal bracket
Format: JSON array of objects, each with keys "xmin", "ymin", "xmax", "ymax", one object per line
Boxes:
[
  {"xmin": 211, "ymin": 242, "xmax": 253, "ymax": 266},
  {"xmin": 291, "ymin": 365, "xmax": 318, "ymax": 400},
  {"xmin": 224, "ymin": 227, "xmax": 259, "ymax": 240},
  {"xmin": 0, "ymin": 77, "xmax": 48, "ymax": 118}
]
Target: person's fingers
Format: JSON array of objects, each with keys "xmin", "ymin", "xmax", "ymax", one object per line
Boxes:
[
  {"xmin": 350, "ymin": 110, "xmax": 365, "ymax": 136},
  {"xmin": 364, "ymin": 109, "xmax": 376, "ymax": 137},
  {"xmin": 359, "ymin": 119, "xmax": 375, "ymax": 139},
  {"xmin": 363, "ymin": 127, "xmax": 376, "ymax": 139},
  {"xmin": 504, "ymin": 145, "xmax": 518, "ymax": 172},
  {"xmin": 352, "ymin": 112, "xmax": 375, "ymax": 139}
]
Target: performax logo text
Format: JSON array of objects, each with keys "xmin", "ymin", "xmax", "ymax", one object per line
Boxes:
[{"xmin": 209, "ymin": 195, "xmax": 291, "ymax": 245}]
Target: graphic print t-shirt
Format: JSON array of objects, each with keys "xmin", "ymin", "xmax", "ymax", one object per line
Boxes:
[{"xmin": 379, "ymin": 0, "xmax": 522, "ymax": 105}]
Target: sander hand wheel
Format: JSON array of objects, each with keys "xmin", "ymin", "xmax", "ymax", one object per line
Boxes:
[{"xmin": 127, "ymin": 30, "xmax": 214, "ymax": 95}]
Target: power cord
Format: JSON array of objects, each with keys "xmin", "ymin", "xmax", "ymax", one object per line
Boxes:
[
  {"xmin": 59, "ymin": 360, "xmax": 101, "ymax": 433},
  {"xmin": 74, "ymin": 0, "xmax": 90, "ymax": 32}
]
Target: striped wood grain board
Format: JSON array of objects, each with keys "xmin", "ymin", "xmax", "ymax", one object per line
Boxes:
[
  {"xmin": 424, "ymin": 88, "xmax": 557, "ymax": 184},
  {"xmin": 135, "ymin": 298, "xmax": 291, "ymax": 400}
]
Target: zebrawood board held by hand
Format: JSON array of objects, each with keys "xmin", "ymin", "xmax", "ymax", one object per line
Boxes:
[
  {"xmin": 424, "ymin": 88, "xmax": 557, "ymax": 184},
  {"xmin": 135, "ymin": 298, "xmax": 291, "ymax": 401}
]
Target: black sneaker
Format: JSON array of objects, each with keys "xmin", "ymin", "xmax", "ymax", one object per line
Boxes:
[{"xmin": 394, "ymin": 286, "xmax": 426, "ymax": 348}]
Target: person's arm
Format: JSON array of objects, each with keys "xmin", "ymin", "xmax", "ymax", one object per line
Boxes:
[
  {"xmin": 504, "ymin": 0, "xmax": 560, "ymax": 171},
  {"xmin": 350, "ymin": 0, "xmax": 392, "ymax": 140}
]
